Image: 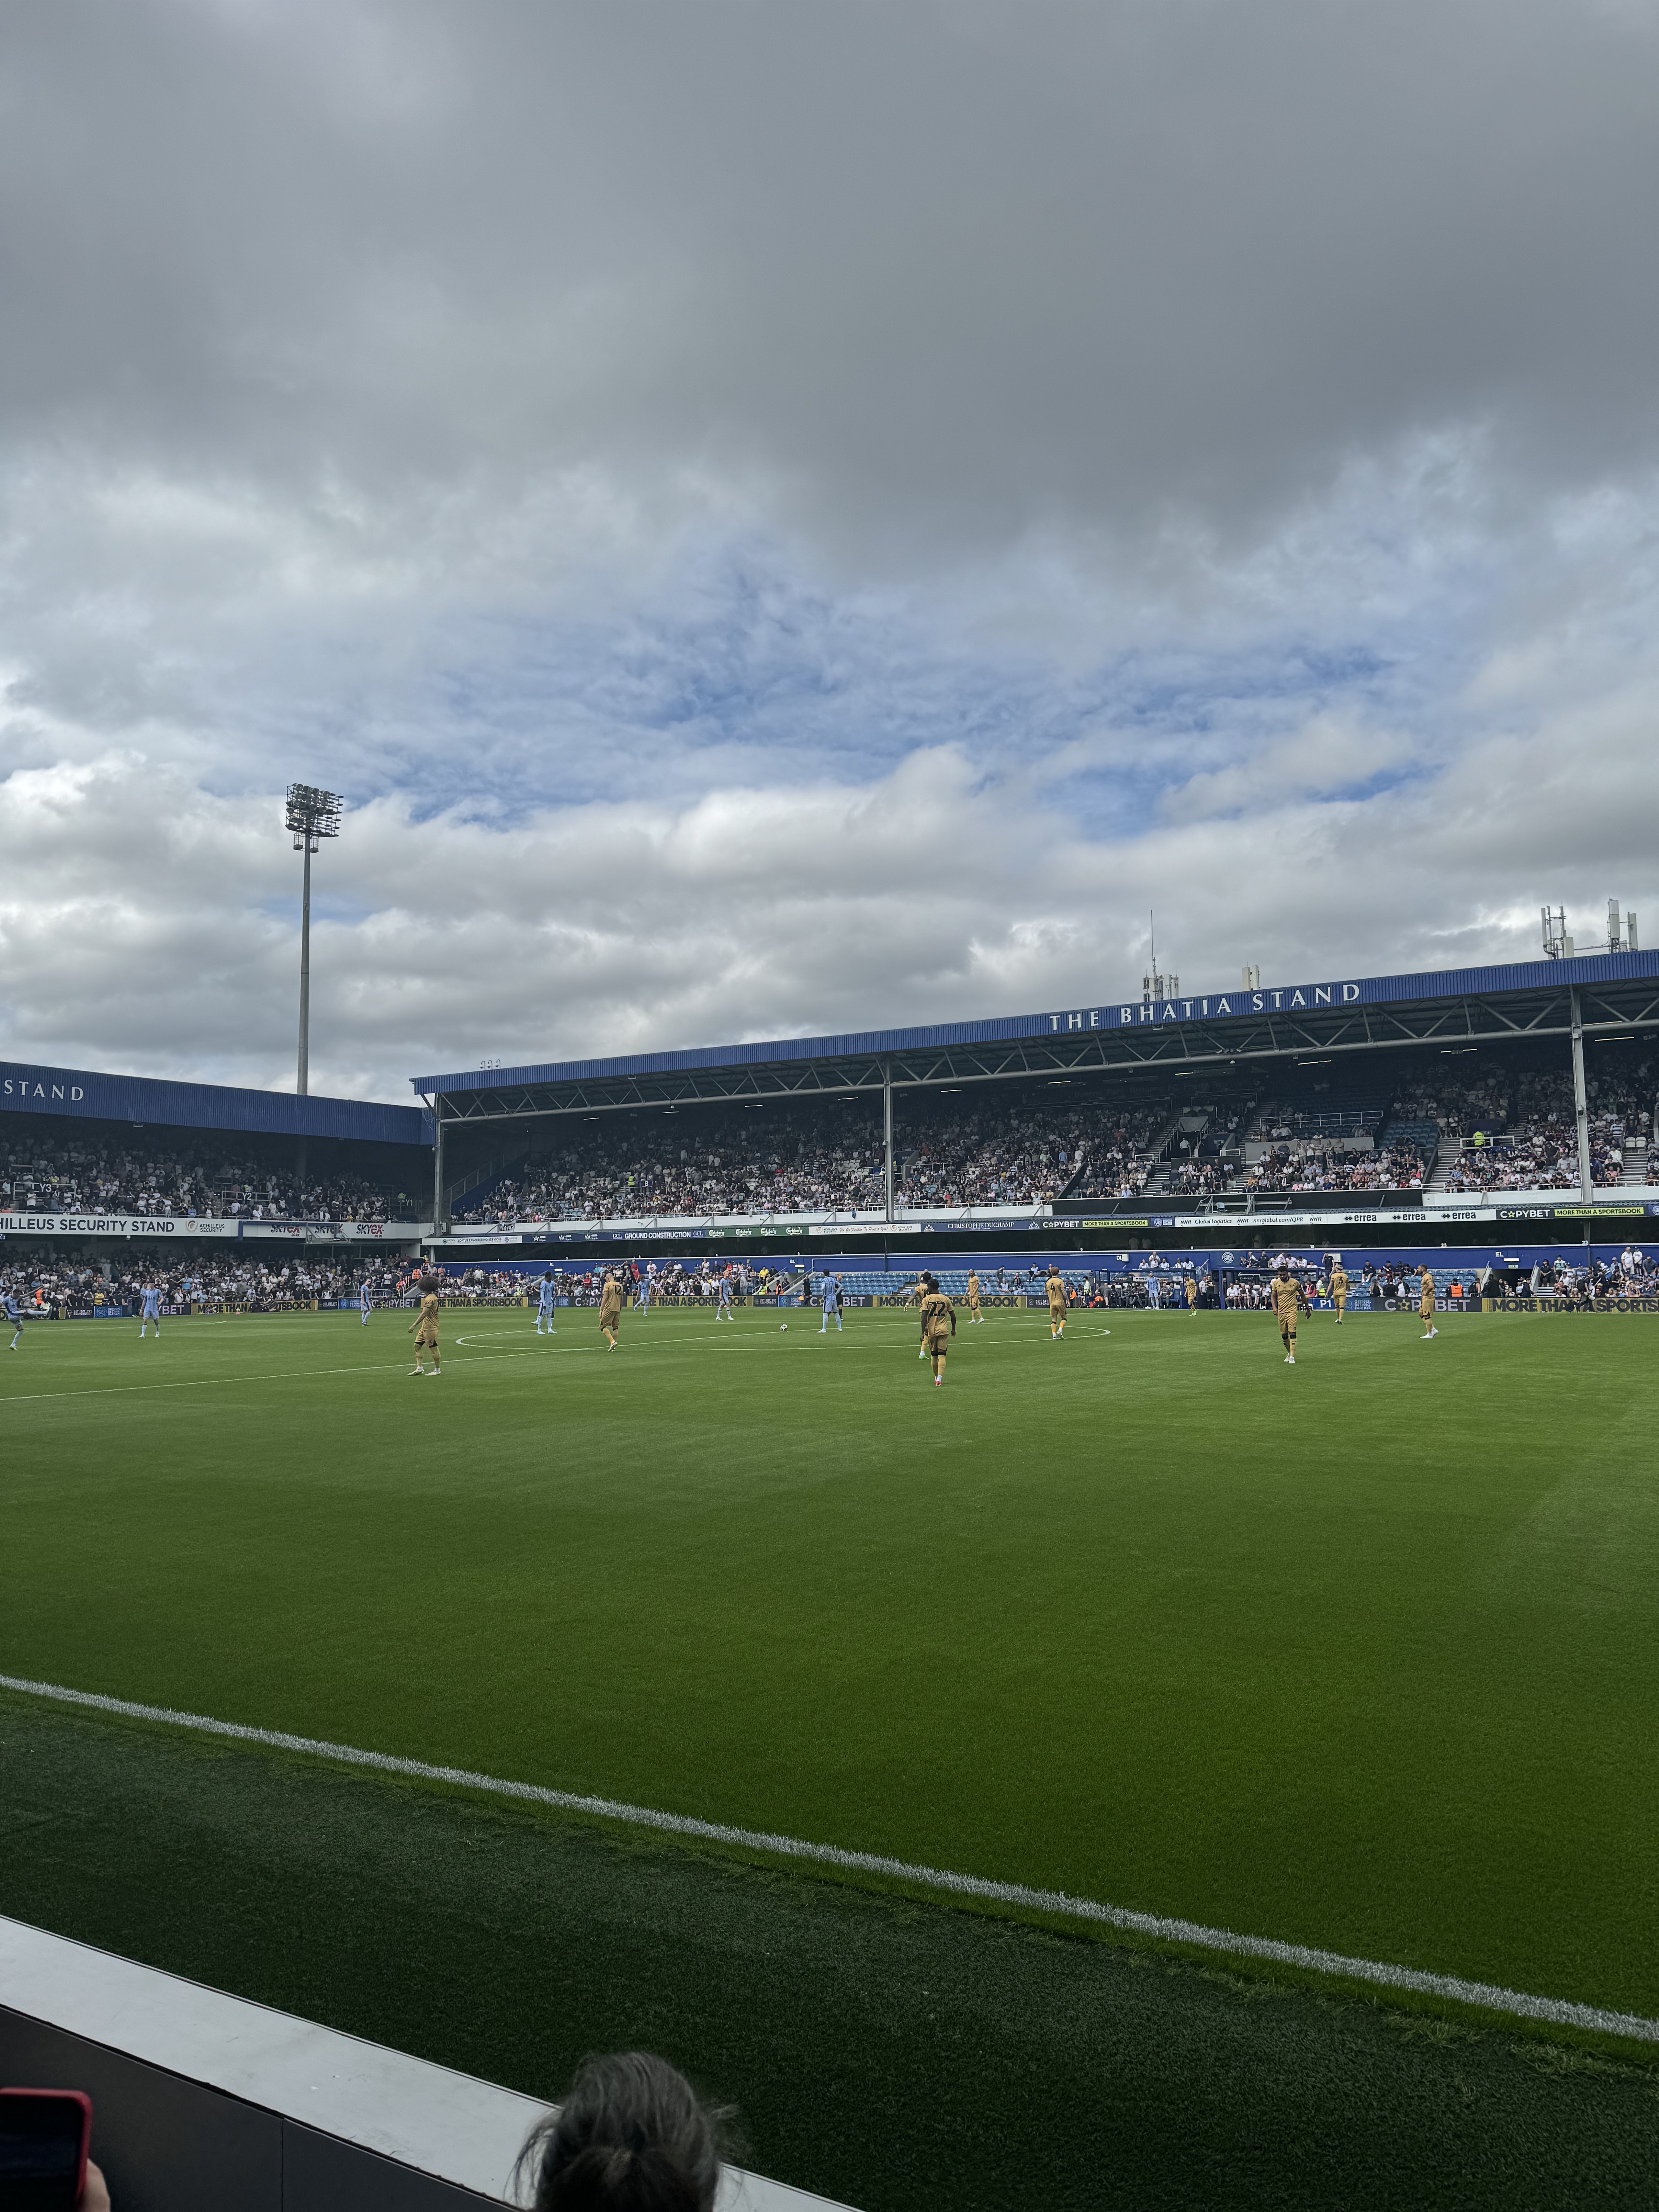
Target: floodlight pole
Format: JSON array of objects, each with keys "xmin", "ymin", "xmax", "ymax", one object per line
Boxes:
[
  {"xmin": 297, "ymin": 835, "xmax": 315, "ymax": 1097},
  {"xmin": 1569, "ymin": 986, "xmax": 1593, "ymax": 1202},
  {"xmin": 284, "ymin": 783, "xmax": 342, "ymax": 1102}
]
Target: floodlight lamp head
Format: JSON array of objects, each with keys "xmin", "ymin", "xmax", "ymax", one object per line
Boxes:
[{"xmin": 284, "ymin": 783, "xmax": 343, "ymax": 850}]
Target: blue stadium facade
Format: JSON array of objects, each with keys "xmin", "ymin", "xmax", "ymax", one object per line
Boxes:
[
  {"xmin": 3, "ymin": 1059, "xmax": 427, "ymax": 1147},
  {"xmin": 413, "ymin": 948, "xmax": 1659, "ymax": 1100}
]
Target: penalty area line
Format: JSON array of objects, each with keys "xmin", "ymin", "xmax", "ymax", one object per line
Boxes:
[{"xmin": 2, "ymin": 1674, "xmax": 1654, "ymax": 2047}]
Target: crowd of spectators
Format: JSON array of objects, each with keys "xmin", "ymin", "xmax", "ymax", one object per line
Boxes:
[
  {"xmin": 0, "ymin": 1129, "xmax": 421, "ymax": 1221},
  {"xmin": 1441, "ymin": 1067, "xmax": 1647, "ymax": 1191},
  {"xmin": 892, "ymin": 1095, "xmax": 1125, "ymax": 1206},
  {"xmin": 460, "ymin": 1104, "xmax": 885, "ymax": 1223},
  {"xmin": 456, "ymin": 1091, "xmax": 1175, "ymax": 1224},
  {"xmin": 1245, "ymin": 1141, "xmax": 1428, "ymax": 1195},
  {"xmin": 439, "ymin": 1259, "xmax": 794, "ymax": 1305},
  {"xmin": 0, "ymin": 1256, "xmax": 411, "ymax": 1314},
  {"xmin": 1385, "ymin": 1065, "xmax": 1511, "ymax": 1134},
  {"xmin": 1163, "ymin": 1156, "xmax": 1229, "ymax": 1197},
  {"xmin": 1251, "ymin": 1090, "xmax": 1385, "ymax": 1143},
  {"xmin": 1060, "ymin": 1102, "xmax": 1172, "ymax": 1199}
]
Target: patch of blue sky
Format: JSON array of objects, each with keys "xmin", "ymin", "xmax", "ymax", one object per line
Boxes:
[{"xmin": 223, "ymin": 521, "xmax": 1495, "ymax": 830}]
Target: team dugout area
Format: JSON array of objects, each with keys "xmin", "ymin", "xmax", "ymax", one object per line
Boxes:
[{"xmin": 423, "ymin": 949, "xmax": 1659, "ymax": 1262}]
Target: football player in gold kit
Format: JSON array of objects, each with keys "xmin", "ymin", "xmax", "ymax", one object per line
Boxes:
[
  {"xmin": 1269, "ymin": 1265, "xmax": 1305, "ymax": 1364},
  {"xmin": 407, "ymin": 1288, "xmax": 441, "ymax": 1376},
  {"xmin": 918, "ymin": 1273, "xmax": 957, "ymax": 1384}
]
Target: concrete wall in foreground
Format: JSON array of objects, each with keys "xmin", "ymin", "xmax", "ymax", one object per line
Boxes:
[{"xmin": 0, "ymin": 1917, "xmax": 852, "ymax": 2212}]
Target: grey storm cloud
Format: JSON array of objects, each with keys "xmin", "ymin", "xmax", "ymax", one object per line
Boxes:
[{"xmin": 4, "ymin": 0, "xmax": 1659, "ymax": 538}]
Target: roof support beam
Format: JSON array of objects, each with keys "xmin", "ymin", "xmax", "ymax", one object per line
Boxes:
[{"xmin": 428, "ymin": 998, "xmax": 1659, "ymax": 1123}]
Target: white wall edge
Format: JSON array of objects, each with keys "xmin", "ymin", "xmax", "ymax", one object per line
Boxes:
[{"xmin": 0, "ymin": 1916, "xmax": 855, "ymax": 2211}]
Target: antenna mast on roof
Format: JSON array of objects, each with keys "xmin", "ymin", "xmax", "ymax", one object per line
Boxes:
[
  {"xmin": 1142, "ymin": 912, "xmax": 1178, "ymax": 1003},
  {"xmin": 1542, "ymin": 901, "xmax": 1637, "ymax": 960}
]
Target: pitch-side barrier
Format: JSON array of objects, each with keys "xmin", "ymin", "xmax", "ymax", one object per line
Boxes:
[{"xmin": 0, "ymin": 1915, "xmax": 855, "ymax": 2212}]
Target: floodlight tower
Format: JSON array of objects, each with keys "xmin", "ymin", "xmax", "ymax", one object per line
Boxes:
[{"xmin": 285, "ymin": 783, "xmax": 343, "ymax": 1096}]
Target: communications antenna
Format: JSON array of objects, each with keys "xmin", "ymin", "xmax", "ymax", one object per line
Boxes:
[
  {"xmin": 1608, "ymin": 898, "xmax": 1640, "ymax": 953},
  {"xmin": 1142, "ymin": 912, "xmax": 1178, "ymax": 1002},
  {"xmin": 284, "ymin": 783, "xmax": 343, "ymax": 1096},
  {"xmin": 1542, "ymin": 902, "xmax": 1638, "ymax": 960}
]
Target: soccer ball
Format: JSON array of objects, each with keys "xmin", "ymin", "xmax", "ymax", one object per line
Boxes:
[{"xmin": 780, "ymin": 1321, "xmax": 788, "ymax": 1331}]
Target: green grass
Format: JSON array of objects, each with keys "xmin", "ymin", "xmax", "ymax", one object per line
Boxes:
[
  {"xmin": 5, "ymin": 1300, "xmax": 1659, "ymax": 2030},
  {"xmin": 9, "ymin": 1687, "xmax": 1659, "ymax": 2212}
]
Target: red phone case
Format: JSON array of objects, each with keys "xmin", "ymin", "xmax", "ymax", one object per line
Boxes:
[{"xmin": 0, "ymin": 2087, "xmax": 93, "ymax": 2206}]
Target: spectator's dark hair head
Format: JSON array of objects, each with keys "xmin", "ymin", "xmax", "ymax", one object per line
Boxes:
[{"xmin": 515, "ymin": 2052, "xmax": 728, "ymax": 2212}]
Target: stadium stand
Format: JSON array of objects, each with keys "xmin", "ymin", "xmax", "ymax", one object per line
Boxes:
[
  {"xmin": 0, "ymin": 1120, "xmax": 423, "ymax": 1221},
  {"xmin": 458, "ymin": 1100, "xmax": 885, "ymax": 1223},
  {"xmin": 1243, "ymin": 1142, "xmax": 1428, "ymax": 1194},
  {"xmin": 435, "ymin": 1036, "xmax": 1659, "ymax": 1225},
  {"xmin": 453, "ymin": 1087, "xmax": 1173, "ymax": 1223},
  {"xmin": 1249, "ymin": 1080, "xmax": 1388, "ymax": 1146},
  {"xmin": 1435, "ymin": 1061, "xmax": 1654, "ymax": 1192}
]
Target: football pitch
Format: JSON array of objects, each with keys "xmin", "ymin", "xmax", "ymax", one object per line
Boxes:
[{"xmin": 5, "ymin": 1298, "xmax": 1659, "ymax": 2201}]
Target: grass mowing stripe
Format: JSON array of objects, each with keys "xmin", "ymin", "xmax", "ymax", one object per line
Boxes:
[
  {"xmin": 0, "ymin": 1346, "xmax": 557, "ymax": 1402},
  {"xmin": 6, "ymin": 1671, "xmax": 1654, "ymax": 2047}
]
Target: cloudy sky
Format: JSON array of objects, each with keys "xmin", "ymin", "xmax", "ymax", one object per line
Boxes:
[{"xmin": 4, "ymin": 0, "xmax": 1659, "ymax": 1100}]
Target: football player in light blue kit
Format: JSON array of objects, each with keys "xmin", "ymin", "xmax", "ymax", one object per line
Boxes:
[
  {"xmin": 716, "ymin": 1269, "xmax": 735, "ymax": 1321},
  {"xmin": 637, "ymin": 1269, "xmax": 653, "ymax": 1318},
  {"xmin": 819, "ymin": 1273, "xmax": 842, "ymax": 1333},
  {"xmin": 359, "ymin": 1278, "xmax": 374, "ymax": 1326},
  {"xmin": 138, "ymin": 1281, "xmax": 163, "ymax": 1338},
  {"xmin": 536, "ymin": 1269, "xmax": 558, "ymax": 1334},
  {"xmin": 5, "ymin": 1288, "xmax": 24, "ymax": 1351}
]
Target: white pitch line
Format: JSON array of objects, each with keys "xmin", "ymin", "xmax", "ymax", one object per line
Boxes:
[
  {"xmin": 2, "ymin": 1674, "xmax": 1653, "ymax": 2045},
  {"xmin": 0, "ymin": 1347, "xmax": 548, "ymax": 1406}
]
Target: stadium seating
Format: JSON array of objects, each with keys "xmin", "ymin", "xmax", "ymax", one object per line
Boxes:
[
  {"xmin": 0, "ymin": 1126, "xmax": 419, "ymax": 1221},
  {"xmin": 0, "ymin": 1254, "xmax": 416, "ymax": 1316},
  {"xmin": 1438, "ymin": 1067, "xmax": 1647, "ymax": 1192},
  {"xmin": 1250, "ymin": 1086, "xmax": 1388, "ymax": 1145},
  {"xmin": 455, "ymin": 1091, "xmax": 1178, "ymax": 1224}
]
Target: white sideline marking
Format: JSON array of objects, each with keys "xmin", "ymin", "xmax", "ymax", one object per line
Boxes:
[{"xmin": 3, "ymin": 1674, "xmax": 1655, "ymax": 2047}]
